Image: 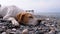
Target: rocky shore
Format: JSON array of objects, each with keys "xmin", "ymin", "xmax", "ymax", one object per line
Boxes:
[{"xmin": 0, "ymin": 15, "xmax": 60, "ymax": 34}]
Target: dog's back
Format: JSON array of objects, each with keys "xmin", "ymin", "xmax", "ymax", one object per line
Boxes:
[
  {"xmin": 0, "ymin": 6, "xmax": 8, "ymax": 16},
  {"xmin": 0, "ymin": 5, "xmax": 24, "ymax": 17}
]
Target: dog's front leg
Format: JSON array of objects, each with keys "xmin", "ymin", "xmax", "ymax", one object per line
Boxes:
[
  {"xmin": 7, "ymin": 17, "xmax": 19, "ymax": 26},
  {"xmin": 3, "ymin": 15, "xmax": 10, "ymax": 20}
]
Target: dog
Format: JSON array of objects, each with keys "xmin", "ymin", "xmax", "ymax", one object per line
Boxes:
[{"xmin": 0, "ymin": 5, "xmax": 41, "ymax": 26}]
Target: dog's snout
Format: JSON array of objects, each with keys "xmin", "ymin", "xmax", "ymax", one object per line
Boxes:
[
  {"xmin": 29, "ymin": 16, "xmax": 33, "ymax": 19},
  {"xmin": 37, "ymin": 20, "xmax": 42, "ymax": 23}
]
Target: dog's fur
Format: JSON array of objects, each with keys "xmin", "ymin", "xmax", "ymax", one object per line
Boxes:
[
  {"xmin": 16, "ymin": 12, "xmax": 34, "ymax": 24},
  {"xmin": 0, "ymin": 5, "xmax": 24, "ymax": 26},
  {"xmin": 0, "ymin": 5, "xmax": 39, "ymax": 26}
]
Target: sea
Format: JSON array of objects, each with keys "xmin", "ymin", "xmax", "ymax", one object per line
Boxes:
[{"xmin": 35, "ymin": 12, "xmax": 60, "ymax": 19}]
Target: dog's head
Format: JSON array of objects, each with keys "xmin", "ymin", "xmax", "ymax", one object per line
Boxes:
[{"xmin": 16, "ymin": 12, "xmax": 41, "ymax": 26}]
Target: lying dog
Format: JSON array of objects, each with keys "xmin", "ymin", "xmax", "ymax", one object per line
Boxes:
[{"xmin": 0, "ymin": 5, "xmax": 40, "ymax": 26}]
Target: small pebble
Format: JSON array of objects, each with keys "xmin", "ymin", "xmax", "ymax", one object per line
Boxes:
[
  {"xmin": 2, "ymin": 32, "xmax": 6, "ymax": 34},
  {"xmin": 22, "ymin": 29, "xmax": 29, "ymax": 34},
  {"xmin": 12, "ymin": 28, "xmax": 16, "ymax": 31}
]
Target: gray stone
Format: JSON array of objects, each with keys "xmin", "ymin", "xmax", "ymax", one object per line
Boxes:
[
  {"xmin": 22, "ymin": 29, "xmax": 29, "ymax": 34},
  {"xmin": 1, "ymin": 32, "xmax": 6, "ymax": 34}
]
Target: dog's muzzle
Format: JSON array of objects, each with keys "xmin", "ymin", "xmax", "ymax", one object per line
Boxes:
[{"xmin": 27, "ymin": 18, "xmax": 42, "ymax": 26}]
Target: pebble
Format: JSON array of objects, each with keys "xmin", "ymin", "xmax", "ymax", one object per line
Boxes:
[
  {"xmin": 6, "ymin": 29, "xmax": 11, "ymax": 34},
  {"xmin": 1, "ymin": 32, "xmax": 6, "ymax": 34},
  {"xmin": 16, "ymin": 30, "xmax": 21, "ymax": 34},
  {"xmin": 12, "ymin": 28, "xmax": 16, "ymax": 31},
  {"xmin": 22, "ymin": 29, "xmax": 29, "ymax": 34}
]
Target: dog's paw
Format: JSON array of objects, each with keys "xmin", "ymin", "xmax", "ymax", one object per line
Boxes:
[
  {"xmin": 7, "ymin": 17, "xmax": 19, "ymax": 26},
  {"xmin": 4, "ymin": 17, "xmax": 19, "ymax": 26},
  {"xmin": 12, "ymin": 20, "xmax": 19, "ymax": 26},
  {"xmin": 3, "ymin": 15, "xmax": 10, "ymax": 20}
]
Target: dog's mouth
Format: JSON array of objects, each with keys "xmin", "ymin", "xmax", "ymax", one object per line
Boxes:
[{"xmin": 27, "ymin": 18, "xmax": 42, "ymax": 26}]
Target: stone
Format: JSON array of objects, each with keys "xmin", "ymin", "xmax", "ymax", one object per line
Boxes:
[
  {"xmin": 12, "ymin": 28, "xmax": 16, "ymax": 31},
  {"xmin": 0, "ymin": 28, "xmax": 4, "ymax": 33},
  {"xmin": 6, "ymin": 29, "xmax": 11, "ymax": 34},
  {"xmin": 22, "ymin": 29, "xmax": 29, "ymax": 34},
  {"xmin": 16, "ymin": 30, "xmax": 21, "ymax": 34},
  {"xmin": 1, "ymin": 32, "xmax": 6, "ymax": 34}
]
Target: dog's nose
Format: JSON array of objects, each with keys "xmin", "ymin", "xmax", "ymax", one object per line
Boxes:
[
  {"xmin": 37, "ymin": 19, "xmax": 42, "ymax": 23},
  {"xmin": 36, "ymin": 19, "xmax": 42, "ymax": 26}
]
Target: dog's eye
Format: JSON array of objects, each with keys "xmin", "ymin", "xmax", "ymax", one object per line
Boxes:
[{"xmin": 29, "ymin": 16, "xmax": 33, "ymax": 18}]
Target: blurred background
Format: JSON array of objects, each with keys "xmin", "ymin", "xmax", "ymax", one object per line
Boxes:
[{"xmin": 0, "ymin": 0, "xmax": 60, "ymax": 19}]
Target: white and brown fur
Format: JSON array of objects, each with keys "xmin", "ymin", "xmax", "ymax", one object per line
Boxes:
[{"xmin": 0, "ymin": 5, "xmax": 40, "ymax": 26}]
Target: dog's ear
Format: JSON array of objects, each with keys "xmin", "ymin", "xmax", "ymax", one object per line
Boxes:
[{"xmin": 16, "ymin": 12, "xmax": 26, "ymax": 23}]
